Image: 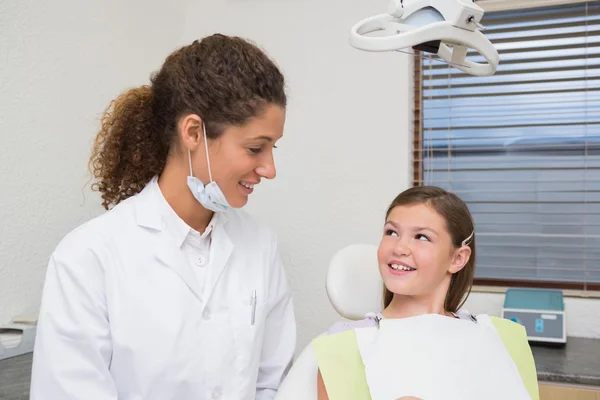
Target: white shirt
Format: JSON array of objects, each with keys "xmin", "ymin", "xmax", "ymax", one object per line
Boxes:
[
  {"xmin": 183, "ymin": 228, "xmax": 212, "ymax": 292},
  {"xmin": 30, "ymin": 177, "xmax": 297, "ymax": 400},
  {"xmin": 155, "ymin": 186, "xmax": 216, "ymax": 296}
]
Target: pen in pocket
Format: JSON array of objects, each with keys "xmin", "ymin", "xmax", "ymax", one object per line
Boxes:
[{"xmin": 250, "ymin": 289, "xmax": 257, "ymax": 325}]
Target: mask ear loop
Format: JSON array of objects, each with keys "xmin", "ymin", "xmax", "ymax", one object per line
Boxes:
[
  {"xmin": 188, "ymin": 148, "xmax": 194, "ymax": 177},
  {"xmin": 461, "ymin": 231, "xmax": 474, "ymax": 247},
  {"xmin": 202, "ymin": 122, "xmax": 214, "ymax": 183},
  {"xmin": 187, "ymin": 122, "xmax": 214, "ymax": 183}
]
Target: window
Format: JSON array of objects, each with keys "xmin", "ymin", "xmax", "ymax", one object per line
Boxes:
[{"xmin": 414, "ymin": 2, "xmax": 600, "ymax": 290}]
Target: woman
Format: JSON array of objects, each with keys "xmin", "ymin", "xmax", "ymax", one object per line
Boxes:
[{"xmin": 30, "ymin": 34, "xmax": 296, "ymax": 400}]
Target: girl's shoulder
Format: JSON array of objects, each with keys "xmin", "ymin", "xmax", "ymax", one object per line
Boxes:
[
  {"xmin": 326, "ymin": 310, "xmax": 477, "ymax": 335},
  {"xmin": 326, "ymin": 312, "xmax": 382, "ymax": 335}
]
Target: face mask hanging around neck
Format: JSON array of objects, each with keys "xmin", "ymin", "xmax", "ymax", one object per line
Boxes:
[{"xmin": 186, "ymin": 122, "xmax": 231, "ymax": 213}]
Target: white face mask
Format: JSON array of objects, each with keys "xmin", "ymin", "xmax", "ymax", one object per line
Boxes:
[{"xmin": 186, "ymin": 123, "xmax": 231, "ymax": 213}]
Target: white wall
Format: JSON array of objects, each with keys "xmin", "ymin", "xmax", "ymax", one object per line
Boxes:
[
  {"xmin": 0, "ymin": 0, "xmax": 189, "ymax": 322},
  {"xmin": 1, "ymin": 0, "xmax": 598, "ymax": 360},
  {"xmin": 0, "ymin": 0, "xmax": 411, "ymax": 351}
]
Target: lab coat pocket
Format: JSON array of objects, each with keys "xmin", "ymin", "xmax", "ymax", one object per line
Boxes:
[{"xmin": 230, "ymin": 298, "xmax": 269, "ymax": 376}]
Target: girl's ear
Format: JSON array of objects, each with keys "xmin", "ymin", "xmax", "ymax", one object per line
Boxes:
[{"xmin": 449, "ymin": 246, "xmax": 472, "ymax": 274}]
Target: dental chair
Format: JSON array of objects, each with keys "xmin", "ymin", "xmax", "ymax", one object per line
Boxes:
[{"xmin": 274, "ymin": 244, "xmax": 381, "ymax": 400}]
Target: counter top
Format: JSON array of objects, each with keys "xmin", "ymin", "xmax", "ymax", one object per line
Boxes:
[
  {"xmin": 0, "ymin": 352, "xmax": 32, "ymax": 400},
  {"xmin": 531, "ymin": 337, "xmax": 600, "ymax": 387},
  {"xmin": 1, "ymin": 337, "xmax": 599, "ymax": 398}
]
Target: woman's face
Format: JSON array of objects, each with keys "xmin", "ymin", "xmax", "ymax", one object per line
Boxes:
[{"xmin": 188, "ymin": 104, "xmax": 286, "ymax": 208}]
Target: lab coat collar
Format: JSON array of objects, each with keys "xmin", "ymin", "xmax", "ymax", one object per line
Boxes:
[
  {"xmin": 153, "ymin": 180, "xmax": 218, "ymax": 249},
  {"xmin": 133, "ymin": 176, "xmax": 233, "ymax": 305},
  {"xmin": 133, "ymin": 176, "xmax": 163, "ymax": 231},
  {"xmin": 134, "ymin": 176, "xmax": 228, "ymax": 239}
]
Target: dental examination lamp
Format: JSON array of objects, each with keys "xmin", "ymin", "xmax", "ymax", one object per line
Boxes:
[{"xmin": 350, "ymin": 0, "xmax": 500, "ymax": 76}]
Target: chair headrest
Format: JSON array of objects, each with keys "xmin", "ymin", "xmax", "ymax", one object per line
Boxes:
[{"xmin": 326, "ymin": 244, "xmax": 383, "ymax": 321}]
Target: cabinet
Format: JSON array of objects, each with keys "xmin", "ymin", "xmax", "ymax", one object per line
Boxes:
[{"xmin": 539, "ymin": 383, "xmax": 600, "ymax": 399}]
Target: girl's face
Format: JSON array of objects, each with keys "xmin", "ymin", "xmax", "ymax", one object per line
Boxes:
[{"xmin": 377, "ymin": 203, "xmax": 470, "ymax": 302}]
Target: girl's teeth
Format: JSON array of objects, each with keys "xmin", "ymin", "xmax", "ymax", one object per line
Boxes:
[
  {"xmin": 240, "ymin": 182, "xmax": 254, "ymax": 189},
  {"xmin": 390, "ymin": 264, "xmax": 415, "ymax": 271}
]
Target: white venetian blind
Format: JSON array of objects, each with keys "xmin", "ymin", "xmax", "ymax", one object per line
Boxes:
[{"xmin": 417, "ymin": 2, "xmax": 600, "ymax": 288}]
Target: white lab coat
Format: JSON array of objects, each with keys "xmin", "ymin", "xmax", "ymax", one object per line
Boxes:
[{"xmin": 30, "ymin": 178, "xmax": 296, "ymax": 400}]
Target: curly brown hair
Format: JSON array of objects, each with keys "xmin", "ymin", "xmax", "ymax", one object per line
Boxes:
[
  {"xmin": 89, "ymin": 34, "xmax": 287, "ymax": 210},
  {"xmin": 382, "ymin": 186, "xmax": 476, "ymax": 313}
]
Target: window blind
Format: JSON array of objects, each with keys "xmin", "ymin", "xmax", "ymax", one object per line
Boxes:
[{"xmin": 416, "ymin": 2, "xmax": 600, "ymax": 288}]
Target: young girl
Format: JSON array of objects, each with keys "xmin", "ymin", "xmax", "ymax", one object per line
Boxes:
[{"xmin": 314, "ymin": 185, "xmax": 538, "ymax": 400}]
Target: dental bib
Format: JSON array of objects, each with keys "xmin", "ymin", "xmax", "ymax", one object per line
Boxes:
[
  {"xmin": 354, "ymin": 314, "xmax": 531, "ymax": 400},
  {"xmin": 349, "ymin": 0, "xmax": 499, "ymax": 76}
]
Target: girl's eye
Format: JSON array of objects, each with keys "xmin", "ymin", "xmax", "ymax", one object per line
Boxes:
[
  {"xmin": 385, "ymin": 229, "xmax": 398, "ymax": 237},
  {"xmin": 416, "ymin": 234, "xmax": 430, "ymax": 241}
]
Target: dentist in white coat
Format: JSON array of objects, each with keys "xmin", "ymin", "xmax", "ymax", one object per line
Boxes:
[{"xmin": 30, "ymin": 34, "xmax": 296, "ymax": 400}]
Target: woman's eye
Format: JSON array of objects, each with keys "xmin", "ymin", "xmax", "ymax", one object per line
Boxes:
[
  {"xmin": 249, "ymin": 148, "xmax": 262, "ymax": 154},
  {"xmin": 416, "ymin": 234, "xmax": 430, "ymax": 241},
  {"xmin": 385, "ymin": 229, "xmax": 398, "ymax": 237}
]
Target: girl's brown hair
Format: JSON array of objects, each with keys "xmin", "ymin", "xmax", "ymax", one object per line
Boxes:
[
  {"xmin": 382, "ymin": 186, "xmax": 476, "ymax": 313},
  {"xmin": 89, "ymin": 34, "xmax": 287, "ymax": 210}
]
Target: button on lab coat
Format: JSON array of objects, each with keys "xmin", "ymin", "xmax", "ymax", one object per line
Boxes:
[{"xmin": 30, "ymin": 178, "xmax": 297, "ymax": 400}]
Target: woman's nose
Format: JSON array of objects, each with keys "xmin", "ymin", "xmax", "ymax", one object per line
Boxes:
[{"xmin": 256, "ymin": 156, "xmax": 276, "ymax": 179}]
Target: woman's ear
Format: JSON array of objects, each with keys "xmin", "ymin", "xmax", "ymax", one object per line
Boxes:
[
  {"xmin": 178, "ymin": 114, "xmax": 204, "ymax": 151},
  {"xmin": 449, "ymin": 246, "xmax": 472, "ymax": 274}
]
